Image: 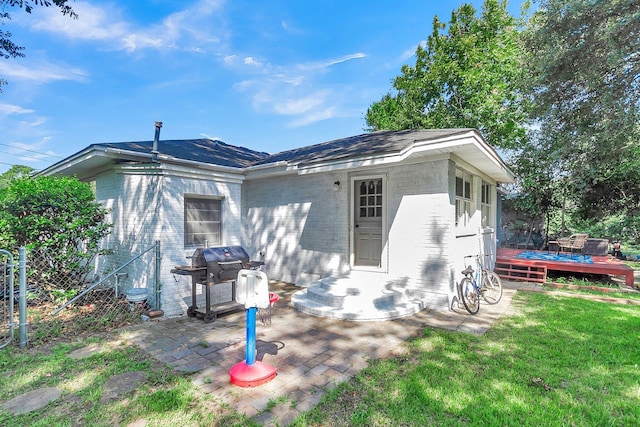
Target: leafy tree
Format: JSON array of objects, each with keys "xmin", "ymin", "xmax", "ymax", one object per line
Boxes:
[
  {"xmin": 0, "ymin": 164, "xmax": 34, "ymax": 188},
  {"xmin": 0, "ymin": 0, "xmax": 76, "ymax": 91},
  {"xmin": 365, "ymin": 0, "xmax": 530, "ymax": 150},
  {"xmin": 0, "ymin": 175, "xmax": 111, "ymax": 300},
  {"xmin": 502, "ymin": 139, "xmax": 564, "ymax": 243},
  {"xmin": 522, "ymin": 0, "xmax": 640, "ymax": 222}
]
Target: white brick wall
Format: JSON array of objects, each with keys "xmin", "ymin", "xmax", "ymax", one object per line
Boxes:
[
  {"xmin": 242, "ymin": 173, "xmax": 350, "ymax": 284},
  {"xmin": 385, "ymin": 160, "xmax": 457, "ymax": 309},
  {"xmin": 92, "ymin": 155, "xmax": 496, "ymax": 316},
  {"xmin": 242, "ymin": 160, "xmax": 461, "ymax": 311},
  {"xmin": 95, "ymin": 164, "xmax": 244, "ymax": 317}
]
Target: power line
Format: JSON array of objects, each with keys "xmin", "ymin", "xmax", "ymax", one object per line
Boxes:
[
  {"xmin": 0, "ymin": 143, "xmax": 65, "ymax": 160},
  {"xmin": 0, "ymin": 151, "xmax": 49, "ymax": 163}
]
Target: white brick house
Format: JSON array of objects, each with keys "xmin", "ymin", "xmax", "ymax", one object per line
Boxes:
[{"xmin": 41, "ymin": 129, "xmax": 514, "ymax": 320}]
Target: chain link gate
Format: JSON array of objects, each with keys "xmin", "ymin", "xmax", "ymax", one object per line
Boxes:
[
  {"xmin": 0, "ymin": 242, "xmax": 161, "ymax": 348},
  {"xmin": 25, "ymin": 240, "xmax": 161, "ymax": 345},
  {"xmin": 1, "ymin": 249, "xmax": 15, "ymax": 349}
]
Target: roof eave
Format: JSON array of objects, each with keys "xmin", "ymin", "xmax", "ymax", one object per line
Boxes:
[
  {"xmin": 292, "ymin": 129, "xmax": 515, "ymax": 183},
  {"xmin": 39, "ymin": 145, "xmax": 245, "ymax": 180}
]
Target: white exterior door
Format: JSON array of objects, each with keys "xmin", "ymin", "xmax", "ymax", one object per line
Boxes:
[{"xmin": 353, "ymin": 178, "xmax": 383, "ymax": 267}]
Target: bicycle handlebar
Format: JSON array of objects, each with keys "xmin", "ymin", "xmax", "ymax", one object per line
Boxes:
[{"xmin": 464, "ymin": 254, "xmax": 494, "ymax": 259}]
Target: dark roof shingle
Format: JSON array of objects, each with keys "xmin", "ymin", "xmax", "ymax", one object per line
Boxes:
[
  {"xmin": 251, "ymin": 129, "xmax": 474, "ymax": 166},
  {"xmin": 95, "ymin": 139, "xmax": 269, "ymax": 168},
  {"xmin": 94, "ymin": 129, "xmax": 474, "ymax": 169}
]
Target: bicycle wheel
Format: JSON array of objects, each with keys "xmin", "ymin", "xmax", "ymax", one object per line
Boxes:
[
  {"xmin": 459, "ymin": 277, "xmax": 480, "ymax": 314},
  {"xmin": 481, "ymin": 270, "xmax": 503, "ymax": 304}
]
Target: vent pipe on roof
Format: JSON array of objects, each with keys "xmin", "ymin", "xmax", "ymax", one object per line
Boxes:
[{"xmin": 152, "ymin": 121, "xmax": 162, "ymax": 163}]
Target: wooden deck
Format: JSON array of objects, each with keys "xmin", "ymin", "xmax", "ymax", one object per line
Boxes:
[{"xmin": 496, "ymin": 248, "xmax": 636, "ymax": 288}]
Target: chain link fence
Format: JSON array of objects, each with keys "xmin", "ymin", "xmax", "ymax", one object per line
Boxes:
[
  {"xmin": 19, "ymin": 241, "xmax": 160, "ymax": 346},
  {"xmin": 1, "ymin": 250, "xmax": 17, "ymax": 349}
]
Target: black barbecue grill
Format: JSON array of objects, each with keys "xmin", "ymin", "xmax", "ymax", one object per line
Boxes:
[{"xmin": 171, "ymin": 246, "xmax": 264, "ymax": 322}]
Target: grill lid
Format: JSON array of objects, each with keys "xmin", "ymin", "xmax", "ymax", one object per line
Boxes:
[{"xmin": 191, "ymin": 246, "xmax": 250, "ymax": 267}]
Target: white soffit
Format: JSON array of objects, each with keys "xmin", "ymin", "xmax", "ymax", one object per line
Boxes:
[{"xmin": 297, "ymin": 131, "xmax": 514, "ymax": 183}]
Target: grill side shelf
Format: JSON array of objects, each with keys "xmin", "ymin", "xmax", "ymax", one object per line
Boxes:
[{"xmin": 170, "ymin": 266, "xmax": 207, "ymax": 275}]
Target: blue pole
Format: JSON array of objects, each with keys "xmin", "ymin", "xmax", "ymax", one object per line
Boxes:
[{"xmin": 246, "ymin": 307, "xmax": 257, "ymax": 365}]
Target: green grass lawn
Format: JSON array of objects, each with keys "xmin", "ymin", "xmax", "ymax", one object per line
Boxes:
[
  {"xmin": 1, "ymin": 289, "xmax": 639, "ymax": 426},
  {"xmin": 0, "ymin": 340, "xmax": 255, "ymax": 427},
  {"xmin": 293, "ymin": 292, "xmax": 640, "ymax": 426}
]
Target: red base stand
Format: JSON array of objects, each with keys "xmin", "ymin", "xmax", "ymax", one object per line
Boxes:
[{"xmin": 229, "ymin": 360, "xmax": 277, "ymax": 387}]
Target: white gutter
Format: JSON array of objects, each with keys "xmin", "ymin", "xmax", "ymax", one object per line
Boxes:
[
  {"xmin": 243, "ymin": 160, "xmax": 290, "ymax": 171},
  {"xmin": 40, "ymin": 145, "xmax": 246, "ymax": 177},
  {"xmin": 294, "ymin": 129, "xmax": 514, "ymax": 182}
]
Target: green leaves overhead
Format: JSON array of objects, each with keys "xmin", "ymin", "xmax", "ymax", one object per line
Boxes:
[
  {"xmin": 366, "ymin": 0, "xmax": 529, "ymax": 150},
  {"xmin": 523, "ymin": 0, "xmax": 640, "ymax": 221},
  {"xmin": 367, "ymin": 0, "xmax": 640, "ymax": 236}
]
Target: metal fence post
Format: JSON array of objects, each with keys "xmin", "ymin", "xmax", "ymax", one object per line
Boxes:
[
  {"xmin": 155, "ymin": 240, "xmax": 162, "ymax": 310},
  {"xmin": 19, "ymin": 246, "xmax": 27, "ymax": 348}
]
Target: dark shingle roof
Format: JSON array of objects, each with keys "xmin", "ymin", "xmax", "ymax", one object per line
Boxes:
[
  {"xmin": 95, "ymin": 139, "xmax": 269, "ymax": 168},
  {"xmin": 251, "ymin": 129, "xmax": 474, "ymax": 167},
  {"xmin": 93, "ymin": 129, "xmax": 474, "ymax": 169}
]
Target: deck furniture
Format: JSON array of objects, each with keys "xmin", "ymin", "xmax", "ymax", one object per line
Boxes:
[
  {"xmin": 549, "ymin": 233, "xmax": 589, "ymax": 257},
  {"xmin": 582, "ymin": 238, "xmax": 609, "ymax": 256}
]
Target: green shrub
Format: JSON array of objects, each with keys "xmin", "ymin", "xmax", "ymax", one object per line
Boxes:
[{"xmin": 0, "ymin": 175, "xmax": 112, "ymax": 299}]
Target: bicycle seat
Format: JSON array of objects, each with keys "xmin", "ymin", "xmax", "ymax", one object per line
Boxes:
[{"xmin": 461, "ymin": 266, "xmax": 474, "ymax": 276}]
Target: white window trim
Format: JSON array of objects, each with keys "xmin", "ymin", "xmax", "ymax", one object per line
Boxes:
[
  {"xmin": 481, "ymin": 180, "xmax": 494, "ymax": 229},
  {"xmin": 455, "ymin": 169, "xmax": 474, "ymax": 228},
  {"xmin": 184, "ymin": 194, "xmax": 223, "ymax": 249}
]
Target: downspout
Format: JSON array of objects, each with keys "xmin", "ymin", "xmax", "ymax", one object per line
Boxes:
[
  {"xmin": 152, "ymin": 121, "xmax": 162, "ymax": 163},
  {"xmin": 152, "ymin": 123, "xmax": 162, "ymax": 309}
]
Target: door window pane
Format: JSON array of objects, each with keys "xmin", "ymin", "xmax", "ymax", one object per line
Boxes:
[{"xmin": 357, "ymin": 178, "xmax": 383, "ymax": 218}]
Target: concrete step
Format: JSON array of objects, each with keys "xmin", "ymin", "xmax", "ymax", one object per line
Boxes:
[
  {"xmin": 291, "ymin": 275, "xmax": 426, "ymax": 321},
  {"xmin": 291, "ymin": 288, "xmax": 424, "ymax": 321}
]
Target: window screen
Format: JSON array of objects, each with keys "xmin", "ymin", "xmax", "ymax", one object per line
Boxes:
[{"xmin": 184, "ymin": 196, "xmax": 222, "ymax": 248}]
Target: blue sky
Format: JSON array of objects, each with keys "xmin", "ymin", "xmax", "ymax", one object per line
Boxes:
[{"xmin": 0, "ymin": 0, "xmax": 524, "ymax": 174}]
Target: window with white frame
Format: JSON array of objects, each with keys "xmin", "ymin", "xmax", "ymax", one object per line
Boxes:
[
  {"xmin": 455, "ymin": 169, "xmax": 473, "ymax": 227},
  {"xmin": 481, "ymin": 180, "xmax": 493, "ymax": 228},
  {"xmin": 184, "ymin": 196, "xmax": 222, "ymax": 248}
]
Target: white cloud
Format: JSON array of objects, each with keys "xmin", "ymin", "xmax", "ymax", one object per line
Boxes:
[
  {"xmin": 18, "ymin": 117, "xmax": 48, "ymax": 128},
  {"xmin": 288, "ymin": 107, "xmax": 337, "ymax": 127},
  {"xmin": 280, "ymin": 20, "xmax": 305, "ymax": 36},
  {"xmin": 200, "ymin": 133, "xmax": 222, "ymax": 141},
  {"xmin": 297, "ymin": 53, "xmax": 367, "ymax": 72},
  {"xmin": 27, "ymin": 0, "xmax": 227, "ymax": 53},
  {"xmin": 0, "ymin": 60, "xmax": 87, "ymax": 84},
  {"xmin": 31, "ymin": 2, "xmax": 129, "ymax": 43},
  {"xmin": 0, "ymin": 135, "xmax": 59, "ymax": 166},
  {"xmin": 0, "ymin": 104, "xmax": 35, "ymax": 115},
  {"xmin": 121, "ymin": 33, "xmax": 168, "ymax": 52},
  {"xmin": 232, "ymin": 53, "xmax": 367, "ymax": 127},
  {"xmin": 244, "ymin": 57, "xmax": 262, "ymax": 67},
  {"xmin": 399, "ymin": 40, "xmax": 426, "ymax": 63},
  {"xmin": 271, "ymin": 91, "xmax": 329, "ymax": 116},
  {"xmin": 10, "ymin": 138, "xmax": 56, "ymax": 162},
  {"xmin": 187, "ymin": 47, "xmax": 206, "ymax": 54},
  {"xmin": 244, "ymin": 76, "xmax": 342, "ymax": 127}
]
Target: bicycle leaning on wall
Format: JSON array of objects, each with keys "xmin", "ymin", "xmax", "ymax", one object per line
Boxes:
[{"xmin": 458, "ymin": 254, "xmax": 503, "ymax": 315}]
